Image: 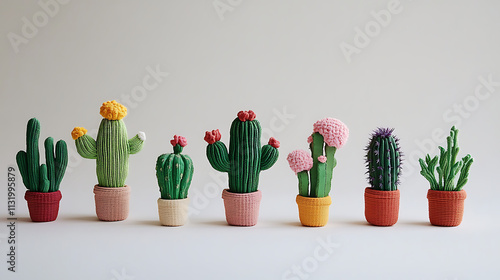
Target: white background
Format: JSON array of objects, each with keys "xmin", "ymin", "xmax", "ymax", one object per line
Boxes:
[{"xmin": 1, "ymin": 1, "xmax": 499, "ymax": 279}]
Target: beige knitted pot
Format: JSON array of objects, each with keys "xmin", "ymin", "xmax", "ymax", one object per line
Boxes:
[
  {"xmin": 157, "ymin": 197, "xmax": 190, "ymax": 226},
  {"xmin": 93, "ymin": 185, "xmax": 130, "ymax": 221}
]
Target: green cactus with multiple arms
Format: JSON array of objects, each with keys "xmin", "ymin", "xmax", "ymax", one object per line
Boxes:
[
  {"xmin": 204, "ymin": 110, "xmax": 280, "ymax": 193},
  {"xmin": 16, "ymin": 118, "xmax": 68, "ymax": 193},
  {"xmin": 419, "ymin": 126, "xmax": 473, "ymax": 191},
  {"xmin": 365, "ymin": 128, "xmax": 402, "ymax": 191},
  {"xmin": 287, "ymin": 118, "xmax": 349, "ymax": 198},
  {"xmin": 156, "ymin": 135, "xmax": 194, "ymax": 199},
  {"xmin": 72, "ymin": 100, "xmax": 145, "ymax": 188}
]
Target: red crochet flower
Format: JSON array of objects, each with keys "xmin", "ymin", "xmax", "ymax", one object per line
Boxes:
[
  {"xmin": 268, "ymin": 137, "xmax": 280, "ymax": 148},
  {"xmin": 204, "ymin": 129, "xmax": 221, "ymax": 144},
  {"xmin": 170, "ymin": 135, "xmax": 187, "ymax": 147},
  {"xmin": 237, "ymin": 110, "xmax": 256, "ymax": 122}
]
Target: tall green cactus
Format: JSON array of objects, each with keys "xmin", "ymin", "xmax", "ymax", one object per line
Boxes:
[
  {"xmin": 419, "ymin": 126, "xmax": 473, "ymax": 191},
  {"xmin": 365, "ymin": 128, "xmax": 402, "ymax": 191},
  {"xmin": 16, "ymin": 118, "xmax": 68, "ymax": 193},
  {"xmin": 72, "ymin": 100, "xmax": 145, "ymax": 188},
  {"xmin": 204, "ymin": 110, "xmax": 280, "ymax": 193},
  {"xmin": 156, "ymin": 135, "xmax": 194, "ymax": 199}
]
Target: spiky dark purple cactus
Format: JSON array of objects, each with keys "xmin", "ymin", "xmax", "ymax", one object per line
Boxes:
[{"xmin": 365, "ymin": 128, "xmax": 402, "ymax": 191}]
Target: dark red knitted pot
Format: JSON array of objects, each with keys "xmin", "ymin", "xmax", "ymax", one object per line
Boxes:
[{"xmin": 25, "ymin": 190, "xmax": 62, "ymax": 222}]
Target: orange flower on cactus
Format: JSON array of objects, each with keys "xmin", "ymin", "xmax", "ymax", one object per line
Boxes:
[
  {"xmin": 100, "ymin": 100, "xmax": 127, "ymax": 120},
  {"xmin": 204, "ymin": 129, "xmax": 221, "ymax": 144},
  {"xmin": 71, "ymin": 127, "xmax": 87, "ymax": 140}
]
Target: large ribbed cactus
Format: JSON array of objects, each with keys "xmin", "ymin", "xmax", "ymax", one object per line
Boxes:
[
  {"xmin": 204, "ymin": 110, "xmax": 280, "ymax": 193},
  {"xmin": 287, "ymin": 118, "xmax": 349, "ymax": 198},
  {"xmin": 16, "ymin": 118, "xmax": 68, "ymax": 193},
  {"xmin": 365, "ymin": 128, "xmax": 402, "ymax": 191},
  {"xmin": 71, "ymin": 100, "xmax": 145, "ymax": 188},
  {"xmin": 156, "ymin": 135, "xmax": 194, "ymax": 199}
]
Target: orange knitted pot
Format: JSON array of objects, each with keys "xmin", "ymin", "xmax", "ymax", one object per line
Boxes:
[
  {"xmin": 296, "ymin": 195, "xmax": 331, "ymax": 227},
  {"xmin": 427, "ymin": 189, "xmax": 466, "ymax": 227},
  {"xmin": 364, "ymin": 188, "xmax": 400, "ymax": 226},
  {"xmin": 93, "ymin": 185, "xmax": 130, "ymax": 221}
]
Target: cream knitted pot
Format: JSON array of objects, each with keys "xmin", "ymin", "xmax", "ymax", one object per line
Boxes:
[{"xmin": 157, "ymin": 197, "xmax": 190, "ymax": 226}]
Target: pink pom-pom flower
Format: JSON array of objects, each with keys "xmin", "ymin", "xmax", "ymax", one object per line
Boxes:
[
  {"xmin": 170, "ymin": 135, "xmax": 187, "ymax": 147},
  {"xmin": 318, "ymin": 156, "xmax": 327, "ymax": 163},
  {"xmin": 313, "ymin": 118, "xmax": 349, "ymax": 148},
  {"xmin": 287, "ymin": 150, "xmax": 314, "ymax": 174},
  {"xmin": 307, "ymin": 135, "xmax": 313, "ymax": 144}
]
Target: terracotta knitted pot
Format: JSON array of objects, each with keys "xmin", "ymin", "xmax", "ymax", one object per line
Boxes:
[
  {"xmin": 296, "ymin": 195, "xmax": 331, "ymax": 227},
  {"xmin": 25, "ymin": 190, "xmax": 62, "ymax": 222},
  {"xmin": 364, "ymin": 187, "xmax": 400, "ymax": 226},
  {"xmin": 427, "ymin": 189, "xmax": 466, "ymax": 227},
  {"xmin": 221, "ymin": 189, "xmax": 262, "ymax": 226},
  {"xmin": 157, "ymin": 197, "xmax": 190, "ymax": 226},
  {"xmin": 93, "ymin": 185, "xmax": 130, "ymax": 221}
]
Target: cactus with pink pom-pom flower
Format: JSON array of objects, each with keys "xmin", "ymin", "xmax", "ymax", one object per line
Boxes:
[{"xmin": 287, "ymin": 118, "xmax": 349, "ymax": 227}]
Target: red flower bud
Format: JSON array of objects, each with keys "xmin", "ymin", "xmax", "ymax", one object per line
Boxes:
[
  {"xmin": 171, "ymin": 135, "xmax": 187, "ymax": 147},
  {"xmin": 204, "ymin": 129, "xmax": 221, "ymax": 144},
  {"xmin": 268, "ymin": 137, "xmax": 280, "ymax": 149}
]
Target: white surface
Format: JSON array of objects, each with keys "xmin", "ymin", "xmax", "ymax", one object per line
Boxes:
[{"xmin": 1, "ymin": 0, "xmax": 499, "ymax": 279}]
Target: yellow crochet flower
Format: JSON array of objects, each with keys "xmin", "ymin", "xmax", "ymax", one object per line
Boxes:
[
  {"xmin": 100, "ymin": 100, "xmax": 127, "ymax": 120},
  {"xmin": 71, "ymin": 127, "xmax": 88, "ymax": 140}
]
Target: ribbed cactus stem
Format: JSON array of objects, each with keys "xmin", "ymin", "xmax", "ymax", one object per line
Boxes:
[
  {"xmin": 26, "ymin": 118, "xmax": 40, "ymax": 190},
  {"xmin": 156, "ymin": 141, "xmax": 194, "ymax": 199},
  {"xmin": 297, "ymin": 171, "xmax": 309, "ymax": 197},
  {"xmin": 366, "ymin": 128, "xmax": 401, "ymax": 191},
  {"xmin": 309, "ymin": 132, "xmax": 324, "ymax": 197}
]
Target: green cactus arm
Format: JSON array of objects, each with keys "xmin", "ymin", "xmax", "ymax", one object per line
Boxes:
[
  {"xmin": 179, "ymin": 154, "xmax": 194, "ymax": 199},
  {"xmin": 324, "ymin": 145, "xmax": 337, "ymax": 195},
  {"xmin": 419, "ymin": 158, "xmax": 438, "ymax": 190},
  {"xmin": 45, "ymin": 137, "xmax": 56, "ymax": 192},
  {"xmin": 297, "ymin": 170, "xmax": 309, "ymax": 197},
  {"xmin": 54, "ymin": 140, "xmax": 68, "ymax": 191},
  {"xmin": 26, "ymin": 118, "xmax": 40, "ymax": 191},
  {"xmin": 314, "ymin": 161, "xmax": 327, "ymax": 198},
  {"xmin": 156, "ymin": 154, "xmax": 169, "ymax": 199},
  {"xmin": 456, "ymin": 155, "xmax": 473, "ymax": 191},
  {"xmin": 260, "ymin": 144, "xmax": 279, "ymax": 171},
  {"xmin": 128, "ymin": 132, "xmax": 145, "ymax": 155},
  {"xmin": 206, "ymin": 141, "xmax": 230, "ymax": 173},
  {"xmin": 16, "ymin": 151, "xmax": 30, "ymax": 190},
  {"xmin": 75, "ymin": 135, "xmax": 97, "ymax": 159},
  {"xmin": 389, "ymin": 137, "xmax": 398, "ymax": 191},
  {"xmin": 39, "ymin": 164, "xmax": 50, "ymax": 193},
  {"xmin": 309, "ymin": 132, "xmax": 324, "ymax": 196}
]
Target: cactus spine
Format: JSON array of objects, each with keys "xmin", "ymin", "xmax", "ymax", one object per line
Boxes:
[
  {"xmin": 16, "ymin": 118, "xmax": 68, "ymax": 193},
  {"xmin": 156, "ymin": 136, "xmax": 194, "ymax": 199},
  {"xmin": 72, "ymin": 101, "xmax": 145, "ymax": 188},
  {"xmin": 205, "ymin": 110, "xmax": 279, "ymax": 193},
  {"xmin": 365, "ymin": 128, "xmax": 402, "ymax": 191}
]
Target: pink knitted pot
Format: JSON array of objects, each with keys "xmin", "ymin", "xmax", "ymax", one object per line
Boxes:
[
  {"xmin": 222, "ymin": 189, "xmax": 262, "ymax": 226},
  {"xmin": 25, "ymin": 190, "xmax": 62, "ymax": 222},
  {"xmin": 93, "ymin": 185, "xmax": 130, "ymax": 221}
]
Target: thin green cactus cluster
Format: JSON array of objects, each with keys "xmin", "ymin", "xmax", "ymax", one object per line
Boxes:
[
  {"xmin": 156, "ymin": 135, "xmax": 194, "ymax": 199},
  {"xmin": 204, "ymin": 110, "xmax": 280, "ymax": 193},
  {"xmin": 287, "ymin": 118, "xmax": 349, "ymax": 198},
  {"xmin": 365, "ymin": 128, "xmax": 402, "ymax": 191},
  {"xmin": 16, "ymin": 118, "xmax": 68, "ymax": 193},
  {"xmin": 419, "ymin": 126, "xmax": 473, "ymax": 191},
  {"xmin": 72, "ymin": 100, "xmax": 145, "ymax": 188}
]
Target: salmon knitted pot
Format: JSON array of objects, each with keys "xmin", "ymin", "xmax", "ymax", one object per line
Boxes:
[
  {"xmin": 222, "ymin": 189, "xmax": 262, "ymax": 226},
  {"xmin": 93, "ymin": 185, "xmax": 130, "ymax": 221},
  {"xmin": 25, "ymin": 190, "xmax": 62, "ymax": 222},
  {"xmin": 296, "ymin": 195, "xmax": 331, "ymax": 227},
  {"xmin": 157, "ymin": 198, "xmax": 190, "ymax": 226},
  {"xmin": 427, "ymin": 189, "xmax": 466, "ymax": 227},
  {"xmin": 364, "ymin": 187, "xmax": 400, "ymax": 226}
]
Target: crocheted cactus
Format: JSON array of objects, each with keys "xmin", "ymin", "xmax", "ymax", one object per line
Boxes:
[
  {"xmin": 16, "ymin": 118, "xmax": 68, "ymax": 193},
  {"xmin": 287, "ymin": 118, "xmax": 348, "ymax": 198},
  {"xmin": 72, "ymin": 100, "xmax": 145, "ymax": 188},
  {"xmin": 365, "ymin": 128, "xmax": 402, "ymax": 191},
  {"xmin": 419, "ymin": 126, "xmax": 473, "ymax": 191},
  {"xmin": 156, "ymin": 135, "xmax": 194, "ymax": 199},
  {"xmin": 204, "ymin": 110, "xmax": 280, "ymax": 193}
]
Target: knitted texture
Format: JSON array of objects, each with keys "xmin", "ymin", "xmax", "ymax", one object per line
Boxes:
[
  {"xmin": 157, "ymin": 198, "xmax": 190, "ymax": 226},
  {"xmin": 427, "ymin": 189, "xmax": 466, "ymax": 227},
  {"xmin": 364, "ymin": 188, "xmax": 400, "ymax": 226},
  {"xmin": 221, "ymin": 189, "xmax": 262, "ymax": 226},
  {"xmin": 313, "ymin": 118, "xmax": 349, "ymax": 149},
  {"xmin": 25, "ymin": 190, "xmax": 62, "ymax": 222},
  {"xmin": 205, "ymin": 111, "xmax": 279, "ymax": 193},
  {"xmin": 93, "ymin": 185, "xmax": 130, "ymax": 221},
  {"xmin": 287, "ymin": 150, "xmax": 313, "ymax": 173},
  {"xmin": 296, "ymin": 195, "xmax": 331, "ymax": 227}
]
